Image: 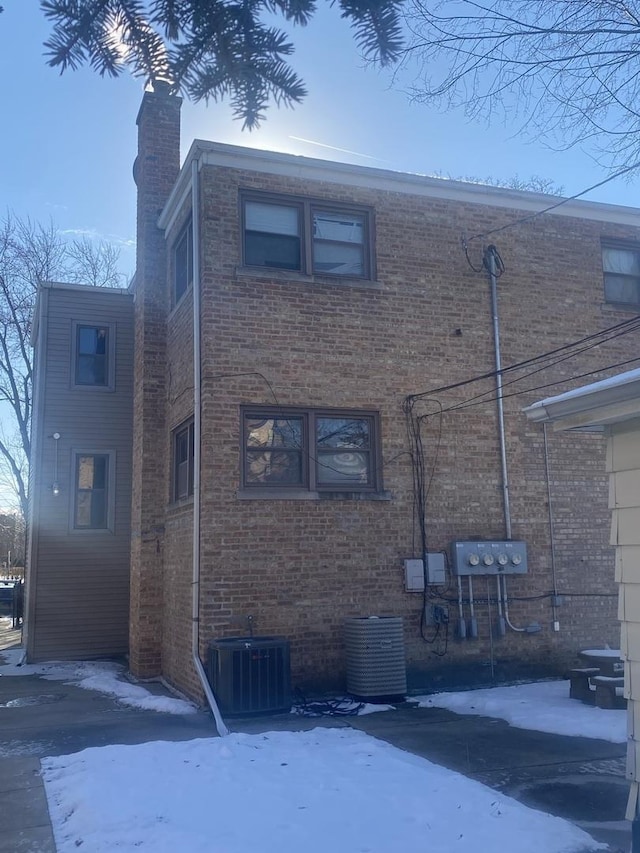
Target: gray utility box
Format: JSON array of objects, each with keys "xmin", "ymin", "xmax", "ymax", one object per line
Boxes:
[
  {"xmin": 344, "ymin": 616, "xmax": 407, "ymax": 699},
  {"xmin": 451, "ymin": 540, "xmax": 528, "ymax": 576},
  {"xmin": 207, "ymin": 636, "xmax": 291, "ymax": 715}
]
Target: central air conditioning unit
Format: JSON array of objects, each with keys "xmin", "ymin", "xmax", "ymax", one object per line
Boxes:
[
  {"xmin": 207, "ymin": 636, "xmax": 291, "ymax": 715},
  {"xmin": 344, "ymin": 616, "xmax": 407, "ymax": 700}
]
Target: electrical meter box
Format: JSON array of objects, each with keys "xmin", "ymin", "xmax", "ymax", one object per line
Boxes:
[
  {"xmin": 451, "ymin": 540, "xmax": 528, "ymax": 576},
  {"xmin": 404, "ymin": 553, "xmax": 446, "ymax": 591}
]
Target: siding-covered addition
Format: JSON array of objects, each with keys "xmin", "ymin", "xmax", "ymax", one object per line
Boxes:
[{"xmin": 26, "ymin": 282, "xmax": 134, "ymax": 661}]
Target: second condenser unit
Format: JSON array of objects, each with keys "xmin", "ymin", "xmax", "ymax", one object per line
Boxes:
[{"xmin": 344, "ymin": 616, "xmax": 407, "ymax": 699}]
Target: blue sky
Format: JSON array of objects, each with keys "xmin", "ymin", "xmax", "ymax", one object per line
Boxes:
[{"xmin": 1, "ymin": 1, "xmax": 639, "ymax": 282}]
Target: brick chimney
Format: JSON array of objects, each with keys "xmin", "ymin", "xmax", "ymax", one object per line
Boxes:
[{"xmin": 130, "ymin": 82, "xmax": 182, "ymax": 678}]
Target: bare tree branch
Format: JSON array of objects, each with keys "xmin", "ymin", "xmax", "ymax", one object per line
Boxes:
[
  {"xmin": 401, "ymin": 0, "xmax": 640, "ymax": 171},
  {"xmin": 0, "ymin": 213, "xmax": 123, "ymax": 520}
]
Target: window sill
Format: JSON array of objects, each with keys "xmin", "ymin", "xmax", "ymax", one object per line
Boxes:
[
  {"xmin": 168, "ymin": 285, "xmax": 193, "ymax": 320},
  {"xmin": 166, "ymin": 495, "xmax": 194, "ymax": 514},
  {"xmin": 68, "ymin": 526, "xmax": 115, "ymax": 535},
  {"xmin": 235, "ymin": 266, "xmax": 383, "ymax": 291},
  {"xmin": 237, "ymin": 489, "xmax": 392, "ymax": 501},
  {"xmin": 601, "ymin": 301, "xmax": 640, "ymax": 313},
  {"xmin": 71, "ymin": 383, "xmax": 115, "ymax": 393}
]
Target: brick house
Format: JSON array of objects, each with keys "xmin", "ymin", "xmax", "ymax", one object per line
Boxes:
[{"xmin": 25, "ymin": 82, "xmax": 640, "ymax": 706}]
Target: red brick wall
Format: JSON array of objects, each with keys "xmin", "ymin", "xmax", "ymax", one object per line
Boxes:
[{"xmin": 149, "ymin": 156, "xmax": 639, "ymax": 701}]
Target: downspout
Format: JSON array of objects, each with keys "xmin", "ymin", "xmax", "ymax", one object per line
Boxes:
[{"xmin": 191, "ymin": 157, "xmax": 229, "ymax": 737}]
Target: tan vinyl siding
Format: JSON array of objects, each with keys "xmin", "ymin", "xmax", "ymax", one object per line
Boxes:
[
  {"xmin": 27, "ymin": 284, "xmax": 134, "ymax": 661},
  {"xmin": 606, "ymin": 421, "xmax": 640, "ymax": 810}
]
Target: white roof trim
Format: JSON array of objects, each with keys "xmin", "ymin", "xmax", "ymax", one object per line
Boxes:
[
  {"xmin": 158, "ymin": 139, "xmax": 640, "ymax": 232},
  {"xmin": 524, "ymin": 367, "xmax": 640, "ymax": 428},
  {"xmin": 39, "ymin": 280, "xmax": 131, "ymax": 296}
]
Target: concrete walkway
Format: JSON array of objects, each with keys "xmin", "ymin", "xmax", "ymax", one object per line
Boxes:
[{"xmin": 0, "ymin": 625, "xmax": 630, "ymax": 852}]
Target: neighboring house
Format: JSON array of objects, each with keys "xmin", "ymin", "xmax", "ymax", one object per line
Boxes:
[
  {"xmin": 524, "ymin": 369, "xmax": 640, "ymax": 831},
  {"xmin": 27, "ymin": 282, "xmax": 134, "ymax": 661},
  {"xmin": 25, "ymin": 83, "xmax": 640, "ymax": 705}
]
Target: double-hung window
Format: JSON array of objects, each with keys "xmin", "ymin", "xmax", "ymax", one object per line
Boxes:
[
  {"xmin": 242, "ymin": 407, "xmax": 381, "ymax": 493},
  {"xmin": 242, "ymin": 194, "xmax": 372, "ymax": 279},
  {"xmin": 172, "ymin": 419, "xmax": 195, "ymax": 501},
  {"xmin": 73, "ymin": 453, "xmax": 111, "ymax": 530},
  {"xmin": 603, "ymin": 243, "xmax": 640, "ymax": 306},
  {"xmin": 174, "ymin": 218, "xmax": 193, "ymax": 305},
  {"xmin": 74, "ymin": 324, "xmax": 110, "ymax": 387}
]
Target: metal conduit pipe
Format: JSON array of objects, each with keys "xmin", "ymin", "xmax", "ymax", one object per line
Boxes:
[
  {"xmin": 500, "ymin": 574, "xmax": 526, "ymax": 633},
  {"xmin": 485, "ymin": 246, "xmax": 530, "ymax": 633},
  {"xmin": 495, "ymin": 575, "xmax": 506, "ymax": 636},
  {"xmin": 191, "ymin": 158, "xmax": 229, "ymax": 737},
  {"xmin": 543, "ymin": 423, "xmax": 561, "ymax": 631},
  {"xmin": 457, "ymin": 576, "xmax": 467, "ymax": 639},
  {"xmin": 486, "ymin": 246, "xmax": 512, "ymax": 541},
  {"xmin": 468, "ymin": 576, "xmax": 478, "ymax": 638}
]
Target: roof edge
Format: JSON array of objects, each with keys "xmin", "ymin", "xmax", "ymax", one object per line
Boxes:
[{"xmin": 158, "ymin": 139, "xmax": 640, "ymax": 232}]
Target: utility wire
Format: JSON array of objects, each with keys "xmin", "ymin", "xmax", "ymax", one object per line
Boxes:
[
  {"xmin": 433, "ymin": 322, "xmax": 640, "ymax": 414},
  {"xmin": 466, "ymin": 159, "xmax": 640, "ymax": 243},
  {"xmin": 407, "ymin": 313, "xmax": 640, "ymax": 402},
  {"xmin": 441, "ymin": 354, "xmax": 640, "ymax": 416}
]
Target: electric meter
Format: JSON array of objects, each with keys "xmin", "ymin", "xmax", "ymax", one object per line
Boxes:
[{"xmin": 451, "ymin": 540, "xmax": 528, "ymax": 575}]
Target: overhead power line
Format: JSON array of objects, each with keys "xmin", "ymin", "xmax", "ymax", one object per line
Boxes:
[
  {"xmin": 408, "ymin": 313, "xmax": 640, "ymax": 402},
  {"xmin": 467, "ymin": 159, "xmax": 640, "ymax": 243}
]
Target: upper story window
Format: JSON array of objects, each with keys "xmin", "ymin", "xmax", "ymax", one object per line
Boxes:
[
  {"xmin": 174, "ymin": 218, "xmax": 193, "ymax": 305},
  {"xmin": 73, "ymin": 322, "xmax": 113, "ymax": 389},
  {"xmin": 241, "ymin": 406, "xmax": 381, "ymax": 493},
  {"xmin": 73, "ymin": 452, "xmax": 111, "ymax": 530},
  {"xmin": 242, "ymin": 194, "xmax": 373, "ymax": 279},
  {"xmin": 603, "ymin": 244, "xmax": 640, "ymax": 306},
  {"xmin": 172, "ymin": 419, "xmax": 195, "ymax": 501}
]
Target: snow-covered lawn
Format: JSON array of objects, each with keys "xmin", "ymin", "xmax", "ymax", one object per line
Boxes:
[
  {"xmin": 415, "ymin": 679, "xmax": 626, "ymax": 743},
  {"xmin": 0, "ymin": 642, "xmax": 620, "ymax": 852},
  {"xmin": 41, "ymin": 728, "xmax": 603, "ymax": 853}
]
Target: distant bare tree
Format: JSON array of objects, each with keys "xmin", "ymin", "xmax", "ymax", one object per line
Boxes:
[
  {"xmin": 0, "ymin": 213, "xmax": 123, "ymax": 519},
  {"xmin": 402, "ymin": 0, "xmax": 640, "ymax": 172},
  {"xmin": 435, "ymin": 173, "xmax": 564, "ymax": 195}
]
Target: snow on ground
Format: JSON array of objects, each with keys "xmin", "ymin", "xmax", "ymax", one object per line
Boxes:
[
  {"xmin": 415, "ymin": 680, "xmax": 626, "ymax": 743},
  {"xmin": 0, "ymin": 646, "xmax": 196, "ymax": 715},
  {"xmin": 41, "ymin": 727, "xmax": 603, "ymax": 853},
  {"xmin": 0, "ymin": 640, "xmax": 622, "ymax": 851}
]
